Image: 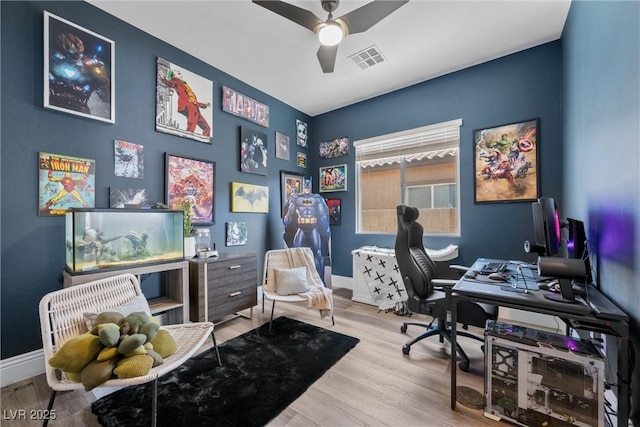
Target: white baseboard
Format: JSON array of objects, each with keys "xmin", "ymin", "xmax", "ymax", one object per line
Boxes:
[
  {"xmin": 1, "ymin": 349, "xmax": 45, "ymax": 388},
  {"xmin": 331, "ymin": 274, "xmax": 353, "ymax": 290},
  {"xmin": 0, "ymin": 275, "xmax": 351, "ymax": 390}
]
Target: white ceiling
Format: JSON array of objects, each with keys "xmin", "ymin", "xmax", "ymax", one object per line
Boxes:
[{"xmin": 89, "ymin": 0, "xmax": 571, "ymax": 117}]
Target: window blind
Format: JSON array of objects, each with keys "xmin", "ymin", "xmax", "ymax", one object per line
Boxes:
[{"xmin": 354, "ymin": 119, "xmax": 462, "ymax": 167}]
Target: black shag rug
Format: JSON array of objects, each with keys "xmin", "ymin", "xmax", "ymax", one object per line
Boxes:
[{"xmin": 91, "ymin": 317, "xmax": 359, "ymax": 427}]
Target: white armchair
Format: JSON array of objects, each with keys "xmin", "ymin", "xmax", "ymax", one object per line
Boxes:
[{"xmin": 261, "ymin": 248, "xmax": 334, "ymax": 332}]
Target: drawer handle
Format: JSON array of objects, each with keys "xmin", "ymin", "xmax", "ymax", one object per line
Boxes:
[
  {"xmin": 228, "ymin": 265, "xmax": 241, "ymax": 270},
  {"xmin": 229, "ymin": 291, "xmax": 242, "ymax": 297}
]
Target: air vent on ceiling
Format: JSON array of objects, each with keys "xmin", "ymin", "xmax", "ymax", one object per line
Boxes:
[{"xmin": 348, "ymin": 45, "xmax": 385, "ymax": 70}]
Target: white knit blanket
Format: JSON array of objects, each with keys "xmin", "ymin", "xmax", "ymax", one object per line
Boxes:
[{"xmin": 286, "ymin": 248, "xmax": 334, "ymax": 319}]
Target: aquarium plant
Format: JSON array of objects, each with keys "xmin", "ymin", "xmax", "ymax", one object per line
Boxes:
[{"xmin": 181, "ymin": 200, "xmax": 193, "ymax": 237}]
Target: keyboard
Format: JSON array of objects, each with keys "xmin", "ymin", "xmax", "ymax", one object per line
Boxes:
[{"xmin": 479, "ymin": 262, "xmax": 507, "ymax": 275}]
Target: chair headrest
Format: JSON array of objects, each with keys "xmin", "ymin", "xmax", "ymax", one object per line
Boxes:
[{"xmin": 397, "ymin": 205, "xmax": 420, "ymax": 222}]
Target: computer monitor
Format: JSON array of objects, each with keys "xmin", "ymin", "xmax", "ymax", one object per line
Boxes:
[
  {"xmin": 567, "ymin": 217, "xmax": 593, "ymax": 284},
  {"xmin": 530, "ymin": 197, "xmax": 563, "ymax": 257}
]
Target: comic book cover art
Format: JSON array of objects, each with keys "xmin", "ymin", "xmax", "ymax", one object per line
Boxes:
[
  {"xmin": 226, "ymin": 221, "xmax": 248, "ymax": 246},
  {"xmin": 319, "ymin": 137, "xmax": 349, "ymax": 159},
  {"xmin": 325, "ymin": 198, "xmax": 342, "ymax": 225},
  {"xmin": 156, "ymin": 57, "xmax": 213, "ymax": 143},
  {"xmin": 39, "ymin": 152, "xmax": 95, "ymax": 216},
  {"xmin": 239, "ymin": 127, "xmax": 268, "ymax": 176},
  {"xmin": 44, "ymin": 12, "xmax": 115, "ymax": 123},
  {"xmin": 319, "ymin": 164, "xmax": 347, "ymax": 192},
  {"xmin": 165, "ymin": 154, "xmax": 215, "ymax": 224},
  {"xmin": 297, "ymin": 152, "xmax": 307, "ymax": 168},
  {"xmin": 114, "ymin": 140, "xmax": 144, "ymax": 178},
  {"xmin": 474, "ymin": 119, "xmax": 539, "ymax": 203},
  {"xmin": 109, "ymin": 187, "xmax": 149, "ymax": 208}
]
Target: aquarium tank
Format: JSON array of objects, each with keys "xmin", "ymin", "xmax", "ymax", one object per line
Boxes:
[{"xmin": 65, "ymin": 208, "xmax": 184, "ymax": 273}]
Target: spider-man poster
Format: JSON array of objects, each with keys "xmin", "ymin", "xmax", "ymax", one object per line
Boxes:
[{"xmin": 114, "ymin": 140, "xmax": 143, "ymax": 179}]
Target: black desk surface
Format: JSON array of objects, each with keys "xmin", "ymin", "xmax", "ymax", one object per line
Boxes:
[
  {"xmin": 454, "ymin": 258, "xmax": 628, "ymax": 322},
  {"xmin": 450, "ymin": 258, "xmax": 629, "ymax": 427}
]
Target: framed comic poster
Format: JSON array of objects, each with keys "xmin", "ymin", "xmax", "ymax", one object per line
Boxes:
[
  {"xmin": 319, "ymin": 164, "xmax": 347, "ymax": 192},
  {"xmin": 165, "ymin": 153, "xmax": 215, "ymax": 224},
  {"xmin": 319, "ymin": 137, "xmax": 349, "ymax": 159},
  {"xmin": 240, "ymin": 127, "xmax": 268, "ymax": 175},
  {"xmin": 109, "ymin": 187, "xmax": 148, "ymax": 208},
  {"xmin": 275, "ymin": 131, "xmax": 290, "ymax": 160},
  {"xmin": 296, "ymin": 152, "xmax": 307, "ymax": 168},
  {"xmin": 226, "ymin": 221, "xmax": 248, "ymax": 246},
  {"xmin": 474, "ymin": 118, "xmax": 539, "ymax": 203},
  {"xmin": 280, "ymin": 171, "xmax": 304, "ymax": 217},
  {"xmin": 222, "ymin": 86, "xmax": 269, "ymax": 127},
  {"xmin": 38, "ymin": 152, "xmax": 95, "ymax": 216},
  {"xmin": 231, "ymin": 182, "xmax": 269, "ymax": 213},
  {"xmin": 296, "ymin": 119, "xmax": 308, "ymax": 148},
  {"xmin": 325, "ymin": 198, "xmax": 342, "ymax": 225},
  {"xmin": 156, "ymin": 57, "xmax": 213, "ymax": 143},
  {"xmin": 44, "ymin": 11, "xmax": 115, "ymax": 123},
  {"xmin": 114, "ymin": 140, "xmax": 144, "ymax": 178}
]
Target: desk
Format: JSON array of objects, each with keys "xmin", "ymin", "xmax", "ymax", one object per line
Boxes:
[{"xmin": 450, "ymin": 258, "xmax": 630, "ymax": 427}]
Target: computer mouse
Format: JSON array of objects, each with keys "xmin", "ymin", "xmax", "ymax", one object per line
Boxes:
[
  {"xmin": 488, "ymin": 272, "xmax": 508, "ymax": 282},
  {"xmin": 538, "ymin": 280, "xmax": 559, "ymax": 291}
]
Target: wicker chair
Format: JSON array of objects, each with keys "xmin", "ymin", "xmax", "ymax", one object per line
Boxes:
[
  {"xmin": 261, "ymin": 248, "xmax": 334, "ymax": 332},
  {"xmin": 39, "ymin": 273, "xmax": 220, "ymax": 427}
]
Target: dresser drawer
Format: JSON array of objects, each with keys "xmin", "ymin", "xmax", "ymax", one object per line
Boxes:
[{"xmin": 189, "ymin": 253, "xmax": 257, "ymax": 322}]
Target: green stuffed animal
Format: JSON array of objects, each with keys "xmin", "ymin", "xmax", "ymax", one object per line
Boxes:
[{"xmin": 49, "ymin": 310, "xmax": 177, "ymax": 390}]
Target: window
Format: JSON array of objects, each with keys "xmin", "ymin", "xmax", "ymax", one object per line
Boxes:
[{"xmin": 354, "ymin": 119, "xmax": 461, "ymax": 235}]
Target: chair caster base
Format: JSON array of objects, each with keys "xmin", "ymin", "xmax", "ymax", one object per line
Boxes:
[
  {"xmin": 458, "ymin": 360, "xmax": 469, "ymax": 372},
  {"xmin": 402, "ymin": 344, "xmax": 411, "ymax": 355},
  {"xmin": 400, "ymin": 324, "xmax": 408, "ymax": 333}
]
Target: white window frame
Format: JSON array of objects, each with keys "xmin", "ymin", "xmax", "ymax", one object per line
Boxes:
[
  {"xmin": 354, "ymin": 119, "xmax": 462, "ymax": 236},
  {"xmin": 406, "ymin": 182, "xmax": 457, "ymax": 209}
]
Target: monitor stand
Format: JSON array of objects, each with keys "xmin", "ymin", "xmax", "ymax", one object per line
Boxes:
[{"xmin": 543, "ymin": 278, "xmax": 577, "ymax": 303}]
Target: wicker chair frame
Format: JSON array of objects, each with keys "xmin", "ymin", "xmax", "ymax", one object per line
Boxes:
[
  {"xmin": 261, "ymin": 248, "xmax": 335, "ymax": 332},
  {"xmin": 39, "ymin": 273, "xmax": 220, "ymax": 427}
]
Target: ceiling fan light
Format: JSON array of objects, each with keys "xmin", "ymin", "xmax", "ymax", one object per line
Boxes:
[{"xmin": 318, "ymin": 22, "xmax": 343, "ymax": 46}]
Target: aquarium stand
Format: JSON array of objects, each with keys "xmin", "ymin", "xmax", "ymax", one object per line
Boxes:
[{"xmin": 62, "ymin": 260, "xmax": 190, "ymax": 324}]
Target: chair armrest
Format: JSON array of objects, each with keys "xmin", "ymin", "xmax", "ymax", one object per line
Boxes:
[
  {"xmin": 449, "ymin": 264, "xmax": 469, "ymax": 276},
  {"xmin": 432, "ymin": 278, "xmax": 458, "ymax": 289}
]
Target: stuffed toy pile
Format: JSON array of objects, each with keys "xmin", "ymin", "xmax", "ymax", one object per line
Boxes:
[{"xmin": 48, "ymin": 311, "xmax": 177, "ymax": 391}]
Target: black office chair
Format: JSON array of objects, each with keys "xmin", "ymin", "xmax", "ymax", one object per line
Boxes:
[{"xmin": 394, "ymin": 205, "xmax": 498, "ymax": 371}]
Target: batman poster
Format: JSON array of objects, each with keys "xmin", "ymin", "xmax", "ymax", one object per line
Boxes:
[{"xmin": 231, "ymin": 182, "xmax": 269, "ymax": 213}]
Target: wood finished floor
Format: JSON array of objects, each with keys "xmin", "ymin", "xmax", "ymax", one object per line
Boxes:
[{"xmin": 1, "ymin": 290, "xmax": 505, "ymax": 426}]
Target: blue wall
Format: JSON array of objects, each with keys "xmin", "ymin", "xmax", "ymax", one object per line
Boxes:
[
  {"xmin": 562, "ymin": 1, "xmax": 639, "ymax": 422},
  {"xmin": 0, "ymin": 1, "xmax": 587, "ymax": 364},
  {"xmin": 1, "ymin": 1, "xmax": 308, "ymax": 359},
  {"xmin": 313, "ymin": 42, "xmax": 564, "ymax": 275},
  {"xmin": 3, "ymin": 0, "xmax": 635, "ymax": 418}
]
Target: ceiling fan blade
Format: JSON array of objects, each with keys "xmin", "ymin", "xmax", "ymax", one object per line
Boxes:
[
  {"xmin": 338, "ymin": 0, "xmax": 408, "ymax": 35},
  {"xmin": 252, "ymin": 0, "xmax": 322, "ymax": 32},
  {"xmin": 317, "ymin": 44, "xmax": 339, "ymax": 73}
]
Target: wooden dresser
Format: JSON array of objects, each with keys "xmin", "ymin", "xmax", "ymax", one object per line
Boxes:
[{"xmin": 188, "ymin": 253, "xmax": 257, "ymax": 323}]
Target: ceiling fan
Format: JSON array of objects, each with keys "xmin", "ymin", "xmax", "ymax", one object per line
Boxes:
[{"xmin": 252, "ymin": 0, "xmax": 408, "ymax": 73}]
